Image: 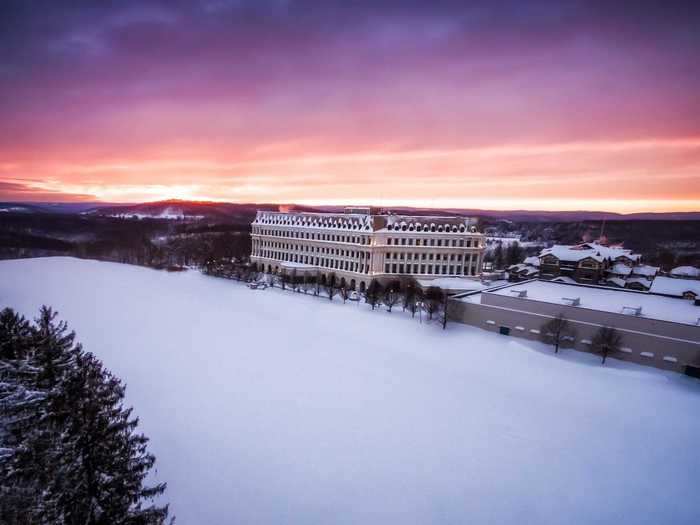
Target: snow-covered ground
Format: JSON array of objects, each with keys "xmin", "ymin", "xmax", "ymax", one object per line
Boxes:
[{"xmin": 1, "ymin": 257, "xmax": 699, "ymax": 525}]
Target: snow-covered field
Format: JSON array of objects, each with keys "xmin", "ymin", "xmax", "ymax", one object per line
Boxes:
[{"xmin": 1, "ymin": 257, "xmax": 699, "ymax": 524}]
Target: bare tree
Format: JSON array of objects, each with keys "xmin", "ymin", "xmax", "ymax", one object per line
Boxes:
[
  {"xmin": 339, "ymin": 284, "xmax": 349, "ymax": 303},
  {"xmin": 592, "ymin": 326, "xmax": 623, "ymax": 364},
  {"xmin": 401, "ymin": 279, "xmax": 418, "ymax": 312},
  {"xmin": 302, "ymin": 274, "xmax": 314, "ymax": 294},
  {"xmin": 439, "ymin": 290, "xmax": 451, "ymax": 330},
  {"xmin": 325, "ymin": 273, "xmax": 338, "ymax": 301},
  {"xmin": 383, "ymin": 286, "xmax": 400, "ymax": 312},
  {"xmin": 540, "ymin": 314, "xmax": 576, "ymax": 353},
  {"xmin": 280, "ymin": 270, "xmax": 288, "ymax": 290},
  {"xmin": 422, "ymin": 286, "xmax": 443, "ymax": 321},
  {"xmin": 408, "ymin": 286, "xmax": 423, "ymax": 318}
]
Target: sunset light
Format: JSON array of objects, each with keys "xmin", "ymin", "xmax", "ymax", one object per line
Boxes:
[{"xmin": 1, "ymin": 1, "xmax": 699, "ymax": 212}]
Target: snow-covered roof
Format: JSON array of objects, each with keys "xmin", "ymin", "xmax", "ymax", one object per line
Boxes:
[
  {"xmin": 550, "ymin": 276, "xmax": 577, "ymax": 284},
  {"xmin": 488, "ymin": 280, "xmax": 700, "ymax": 325},
  {"xmin": 670, "ymin": 266, "xmax": 700, "ymax": 278},
  {"xmin": 253, "ymin": 210, "xmax": 482, "ymax": 235},
  {"xmin": 631, "ymin": 265, "xmax": 659, "ymax": 277},
  {"xmin": 508, "ymin": 263, "xmax": 539, "ymax": 276},
  {"xmin": 381, "ymin": 215, "xmax": 478, "ymax": 234},
  {"xmin": 541, "ymin": 245, "xmax": 605, "ymax": 263},
  {"xmin": 540, "ymin": 241, "xmax": 641, "ymax": 264},
  {"xmin": 416, "ymin": 277, "xmax": 488, "ymax": 292},
  {"xmin": 605, "ymin": 277, "xmax": 627, "ymax": 288},
  {"xmin": 626, "ymin": 277, "xmax": 652, "ymax": 289},
  {"xmin": 523, "ymin": 256, "xmax": 540, "ymax": 267},
  {"xmin": 254, "ymin": 211, "xmax": 374, "ymax": 231},
  {"xmin": 650, "ymin": 276, "xmax": 700, "ymax": 298},
  {"xmin": 578, "ymin": 242, "xmax": 641, "ymax": 262},
  {"xmin": 608, "ymin": 263, "xmax": 632, "ymax": 276}
]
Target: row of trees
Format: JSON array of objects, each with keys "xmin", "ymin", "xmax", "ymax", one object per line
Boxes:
[
  {"xmin": 540, "ymin": 314, "xmax": 624, "ymax": 364},
  {"xmin": 203, "ymin": 258, "xmax": 628, "ymax": 355},
  {"xmin": 202, "ymin": 258, "xmax": 456, "ymax": 329},
  {"xmin": 0, "ymin": 307, "xmax": 171, "ymax": 524}
]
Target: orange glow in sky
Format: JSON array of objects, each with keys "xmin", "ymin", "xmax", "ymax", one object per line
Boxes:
[
  {"xmin": 3, "ymin": 138, "xmax": 699, "ymax": 212},
  {"xmin": 2, "ymin": 2, "xmax": 699, "ymax": 213}
]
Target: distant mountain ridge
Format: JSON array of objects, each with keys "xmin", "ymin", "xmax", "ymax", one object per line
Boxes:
[{"xmin": 2, "ymin": 200, "xmax": 699, "ymax": 222}]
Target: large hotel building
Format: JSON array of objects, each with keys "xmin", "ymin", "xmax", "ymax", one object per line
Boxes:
[{"xmin": 251, "ymin": 207, "xmax": 485, "ymax": 292}]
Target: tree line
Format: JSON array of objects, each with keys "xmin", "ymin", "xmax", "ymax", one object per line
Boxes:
[
  {"xmin": 0, "ymin": 307, "xmax": 172, "ymax": 524},
  {"xmin": 202, "ymin": 260, "xmax": 456, "ymax": 328},
  {"xmin": 540, "ymin": 314, "xmax": 624, "ymax": 364}
]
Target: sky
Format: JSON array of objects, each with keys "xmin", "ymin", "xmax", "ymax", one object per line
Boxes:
[{"xmin": 1, "ymin": 0, "xmax": 699, "ymax": 212}]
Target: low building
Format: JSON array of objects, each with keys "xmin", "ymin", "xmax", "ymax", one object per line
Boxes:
[
  {"xmin": 538, "ymin": 241, "xmax": 642, "ymax": 284},
  {"xmin": 415, "ymin": 277, "xmax": 505, "ymax": 296},
  {"xmin": 670, "ymin": 266, "xmax": 700, "ymax": 279},
  {"xmin": 507, "ymin": 263, "xmax": 539, "ymax": 281},
  {"xmin": 650, "ymin": 276, "xmax": 700, "ymax": 301},
  {"xmin": 449, "ymin": 279, "xmax": 700, "ymax": 373},
  {"xmin": 251, "ymin": 208, "xmax": 485, "ymax": 291}
]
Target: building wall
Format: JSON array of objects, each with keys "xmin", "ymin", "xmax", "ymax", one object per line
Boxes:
[
  {"xmin": 250, "ymin": 211, "xmax": 485, "ymax": 287},
  {"xmin": 449, "ymin": 293, "xmax": 700, "ymax": 373}
]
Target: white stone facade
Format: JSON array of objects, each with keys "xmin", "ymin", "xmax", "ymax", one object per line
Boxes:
[{"xmin": 251, "ymin": 208, "xmax": 485, "ymax": 291}]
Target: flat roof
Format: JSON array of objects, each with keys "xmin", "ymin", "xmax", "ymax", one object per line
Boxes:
[
  {"xmin": 485, "ymin": 280, "xmax": 700, "ymax": 326},
  {"xmin": 416, "ymin": 277, "xmax": 489, "ymax": 292}
]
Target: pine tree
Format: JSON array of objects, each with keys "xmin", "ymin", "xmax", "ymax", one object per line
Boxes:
[
  {"xmin": 0, "ymin": 308, "xmax": 44, "ymax": 524},
  {"xmin": 493, "ymin": 243, "xmax": 504, "ymax": 270},
  {"xmin": 0, "ymin": 307, "xmax": 171, "ymax": 524},
  {"xmin": 38, "ymin": 352, "xmax": 169, "ymax": 524}
]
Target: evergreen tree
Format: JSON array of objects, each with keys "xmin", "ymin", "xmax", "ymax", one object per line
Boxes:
[
  {"xmin": 506, "ymin": 242, "xmax": 523, "ymax": 267},
  {"xmin": 0, "ymin": 307, "xmax": 171, "ymax": 525},
  {"xmin": 0, "ymin": 308, "xmax": 44, "ymax": 524},
  {"xmin": 493, "ymin": 243, "xmax": 504, "ymax": 270},
  {"xmin": 38, "ymin": 352, "xmax": 169, "ymax": 524},
  {"xmin": 0, "ymin": 307, "xmax": 80, "ymax": 521}
]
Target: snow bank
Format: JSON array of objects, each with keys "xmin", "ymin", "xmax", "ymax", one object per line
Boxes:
[{"xmin": 1, "ymin": 257, "xmax": 699, "ymax": 525}]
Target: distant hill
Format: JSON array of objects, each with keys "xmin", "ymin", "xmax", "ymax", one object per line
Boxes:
[
  {"xmin": 2, "ymin": 200, "xmax": 699, "ymax": 222},
  {"xmin": 0, "ymin": 202, "xmax": 119, "ymax": 214}
]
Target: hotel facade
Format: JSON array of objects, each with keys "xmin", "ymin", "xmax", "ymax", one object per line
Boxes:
[{"xmin": 250, "ymin": 208, "xmax": 485, "ymax": 292}]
